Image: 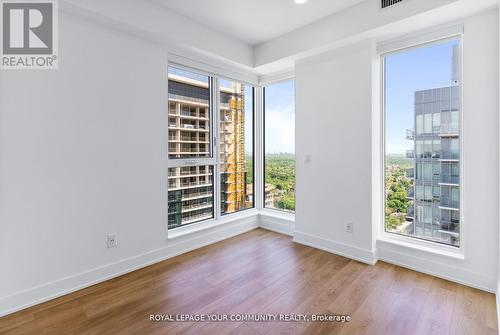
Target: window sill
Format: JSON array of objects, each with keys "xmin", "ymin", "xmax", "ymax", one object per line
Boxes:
[
  {"xmin": 259, "ymin": 208, "xmax": 295, "ymax": 222},
  {"xmin": 377, "ymin": 234, "xmax": 465, "ymax": 260},
  {"xmin": 167, "ymin": 209, "xmax": 259, "ymax": 240}
]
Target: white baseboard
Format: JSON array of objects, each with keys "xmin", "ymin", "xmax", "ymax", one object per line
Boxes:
[
  {"xmin": 3, "ymin": 212, "xmax": 495, "ymax": 318},
  {"xmin": 0, "ymin": 216, "xmax": 258, "ymax": 317},
  {"xmin": 377, "ymin": 242, "xmax": 497, "ymax": 293},
  {"xmin": 293, "ymin": 231, "xmax": 378, "ymax": 265},
  {"xmin": 258, "ymin": 212, "xmax": 295, "ymax": 236}
]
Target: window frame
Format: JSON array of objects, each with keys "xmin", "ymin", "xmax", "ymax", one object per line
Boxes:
[
  {"xmin": 167, "ymin": 62, "xmax": 258, "ymax": 231},
  {"xmin": 379, "ymin": 32, "xmax": 465, "ymax": 254}
]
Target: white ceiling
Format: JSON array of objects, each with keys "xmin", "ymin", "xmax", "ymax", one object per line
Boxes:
[{"xmin": 148, "ymin": 0, "xmax": 366, "ymax": 45}]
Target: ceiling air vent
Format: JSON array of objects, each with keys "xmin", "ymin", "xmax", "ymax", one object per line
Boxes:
[{"xmin": 381, "ymin": 0, "xmax": 403, "ymax": 9}]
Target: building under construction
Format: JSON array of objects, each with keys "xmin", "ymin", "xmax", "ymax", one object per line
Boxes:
[{"xmin": 220, "ymin": 81, "xmax": 248, "ymax": 214}]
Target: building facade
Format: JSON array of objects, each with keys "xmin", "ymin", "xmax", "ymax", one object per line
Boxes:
[
  {"xmin": 167, "ymin": 73, "xmax": 214, "ymax": 229},
  {"xmin": 167, "ymin": 72, "xmax": 250, "ymax": 229},
  {"xmin": 220, "ymin": 82, "xmax": 249, "ymax": 214},
  {"xmin": 405, "ymin": 46, "xmax": 461, "ymax": 246}
]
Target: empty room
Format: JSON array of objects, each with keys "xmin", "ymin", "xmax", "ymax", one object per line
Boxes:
[{"xmin": 1, "ymin": 0, "xmax": 500, "ymax": 334}]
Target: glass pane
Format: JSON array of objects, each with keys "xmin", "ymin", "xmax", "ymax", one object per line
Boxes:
[
  {"xmin": 168, "ymin": 67, "xmax": 211, "ymax": 159},
  {"xmin": 424, "ymin": 114, "xmax": 432, "ymax": 133},
  {"xmin": 384, "ymin": 38, "xmax": 461, "ymax": 247},
  {"xmin": 168, "ymin": 165, "xmax": 214, "ymax": 229},
  {"xmin": 416, "ymin": 115, "xmax": 423, "ymax": 134},
  {"xmin": 219, "ymin": 79, "xmax": 254, "ymax": 214},
  {"xmin": 264, "ymin": 80, "xmax": 295, "ymax": 212}
]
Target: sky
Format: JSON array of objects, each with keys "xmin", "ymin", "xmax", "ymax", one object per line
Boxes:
[
  {"xmin": 385, "ymin": 39, "xmax": 459, "ymax": 154},
  {"xmin": 264, "ymin": 80, "xmax": 295, "ymax": 154}
]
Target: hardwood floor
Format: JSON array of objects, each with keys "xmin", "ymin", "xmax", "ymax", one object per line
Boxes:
[{"xmin": 0, "ymin": 228, "xmax": 497, "ymax": 335}]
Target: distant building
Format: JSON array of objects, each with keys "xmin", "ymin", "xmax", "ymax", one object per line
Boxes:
[
  {"xmin": 404, "ymin": 45, "xmax": 460, "ymax": 246},
  {"xmin": 167, "ymin": 73, "xmax": 213, "ymax": 228},
  {"xmin": 265, "ymin": 184, "xmax": 275, "ymax": 208},
  {"xmin": 220, "ymin": 82, "xmax": 249, "ymax": 214},
  {"xmin": 167, "ymin": 73, "xmax": 250, "ymax": 229}
]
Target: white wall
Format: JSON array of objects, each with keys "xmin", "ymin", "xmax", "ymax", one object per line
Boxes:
[
  {"xmin": 0, "ymin": 13, "xmax": 258, "ymax": 316},
  {"xmin": 294, "ymin": 41, "xmax": 377, "ymax": 264},
  {"xmin": 294, "ymin": 9, "xmax": 499, "ymax": 290},
  {"xmin": 254, "ymin": 0, "xmax": 498, "ymax": 76},
  {"xmin": 62, "ymin": 0, "xmax": 254, "ymax": 69}
]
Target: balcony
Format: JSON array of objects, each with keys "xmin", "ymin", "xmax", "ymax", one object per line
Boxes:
[
  {"xmin": 440, "ymin": 219, "xmax": 459, "ymax": 232},
  {"xmin": 405, "ymin": 150, "xmax": 414, "ymax": 159},
  {"xmin": 168, "ymin": 93, "xmax": 209, "ymax": 107},
  {"xmin": 440, "ymin": 174, "xmax": 459, "ymax": 185},
  {"xmin": 439, "ymin": 197, "xmax": 460, "ymax": 209},
  {"xmin": 182, "ymin": 201, "xmax": 213, "ymax": 211},
  {"xmin": 440, "ymin": 150, "xmax": 459, "ymax": 161},
  {"xmin": 176, "ymin": 111, "xmax": 209, "ymax": 120},
  {"xmin": 440, "ymin": 124, "xmax": 459, "ymax": 137},
  {"xmin": 406, "ymin": 129, "xmax": 415, "ymax": 140},
  {"xmin": 181, "ymin": 212, "xmax": 213, "ymax": 225},
  {"xmin": 181, "ymin": 124, "xmax": 196, "ymax": 129},
  {"xmin": 182, "ymin": 191, "xmax": 212, "ymax": 201},
  {"xmin": 169, "ymin": 181, "xmax": 213, "ymax": 191}
]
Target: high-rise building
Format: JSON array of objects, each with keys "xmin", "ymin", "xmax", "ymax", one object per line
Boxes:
[
  {"xmin": 167, "ymin": 71, "xmax": 250, "ymax": 228},
  {"xmin": 219, "ymin": 81, "xmax": 249, "ymax": 214},
  {"xmin": 167, "ymin": 72, "xmax": 214, "ymax": 229},
  {"xmin": 404, "ymin": 46, "xmax": 460, "ymax": 246}
]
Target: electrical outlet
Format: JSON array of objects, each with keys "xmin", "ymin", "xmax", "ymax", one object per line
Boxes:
[
  {"xmin": 106, "ymin": 234, "xmax": 118, "ymax": 248},
  {"xmin": 345, "ymin": 222, "xmax": 354, "ymax": 233}
]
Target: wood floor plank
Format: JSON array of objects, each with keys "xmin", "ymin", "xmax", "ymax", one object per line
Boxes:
[
  {"xmin": 0, "ymin": 228, "xmax": 496, "ymax": 335},
  {"xmin": 370, "ymin": 269, "xmax": 432, "ymax": 335},
  {"xmin": 411, "ymin": 277, "xmax": 458, "ymax": 335},
  {"xmin": 450, "ymin": 284, "xmax": 498, "ymax": 335},
  {"xmin": 245, "ymin": 251, "xmax": 350, "ymax": 334},
  {"xmin": 196, "ymin": 245, "xmax": 318, "ymax": 335},
  {"xmin": 298, "ymin": 262, "xmax": 397, "ymax": 335},
  {"xmin": 263, "ymin": 259, "xmax": 368, "ymax": 335}
]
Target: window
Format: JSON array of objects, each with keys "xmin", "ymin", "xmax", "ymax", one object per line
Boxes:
[
  {"xmin": 168, "ymin": 67, "xmax": 212, "ymax": 159},
  {"xmin": 167, "ymin": 66, "xmax": 255, "ymax": 230},
  {"xmin": 168, "ymin": 67, "xmax": 215, "ymax": 229},
  {"xmin": 384, "ymin": 38, "xmax": 461, "ymax": 247},
  {"xmin": 264, "ymin": 80, "xmax": 295, "ymax": 212},
  {"xmin": 219, "ymin": 79, "xmax": 254, "ymax": 215}
]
